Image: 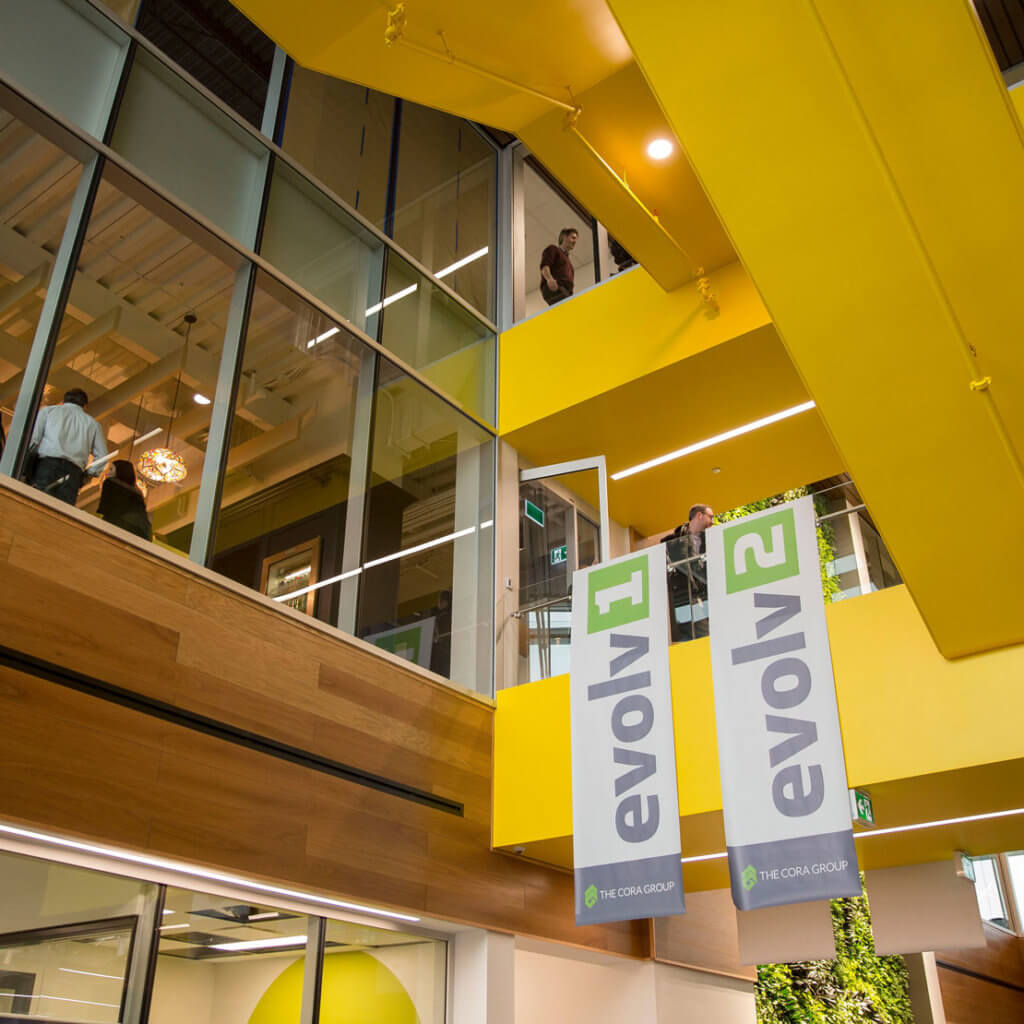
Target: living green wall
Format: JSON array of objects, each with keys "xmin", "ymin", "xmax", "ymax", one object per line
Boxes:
[{"xmin": 755, "ymin": 889, "xmax": 913, "ymax": 1024}]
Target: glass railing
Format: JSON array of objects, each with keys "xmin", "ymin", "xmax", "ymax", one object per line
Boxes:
[{"xmin": 512, "ymin": 486, "xmax": 902, "ymax": 685}]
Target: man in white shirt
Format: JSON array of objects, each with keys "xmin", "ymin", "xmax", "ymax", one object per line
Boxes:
[{"xmin": 29, "ymin": 388, "xmax": 108, "ymax": 505}]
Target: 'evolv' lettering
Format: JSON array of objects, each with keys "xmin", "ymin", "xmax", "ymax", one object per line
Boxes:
[
  {"xmin": 588, "ymin": 633, "xmax": 660, "ymax": 842},
  {"xmin": 731, "ymin": 592, "xmax": 824, "ymax": 817}
]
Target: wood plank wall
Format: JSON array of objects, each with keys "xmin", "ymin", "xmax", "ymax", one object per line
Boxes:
[
  {"xmin": 0, "ymin": 484, "xmax": 646, "ymax": 957},
  {"xmin": 937, "ymin": 924, "xmax": 1024, "ymax": 1023}
]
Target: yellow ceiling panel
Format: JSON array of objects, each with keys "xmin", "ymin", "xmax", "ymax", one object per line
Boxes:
[{"xmin": 504, "ymin": 323, "xmax": 844, "ymax": 536}]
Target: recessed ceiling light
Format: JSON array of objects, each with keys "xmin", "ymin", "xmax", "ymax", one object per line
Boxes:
[
  {"xmin": 647, "ymin": 138, "xmax": 673, "ymax": 160},
  {"xmin": 193, "ymin": 394, "xmax": 211, "ymax": 406}
]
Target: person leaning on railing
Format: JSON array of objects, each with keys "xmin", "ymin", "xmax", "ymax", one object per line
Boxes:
[{"xmin": 662, "ymin": 503, "xmax": 714, "ymax": 641}]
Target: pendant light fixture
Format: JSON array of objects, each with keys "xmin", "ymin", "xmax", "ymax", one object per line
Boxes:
[{"xmin": 138, "ymin": 312, "xmax": 194, "ymax": 485}]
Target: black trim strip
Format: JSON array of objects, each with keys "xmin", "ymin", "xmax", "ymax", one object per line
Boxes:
[
  {"xmin": 0, "ymin": 645, "xmax": 463, "ymax": 816},
  {"xmin": 936, "ymin": 960, "xmax": 1024, "ymax": 993}
]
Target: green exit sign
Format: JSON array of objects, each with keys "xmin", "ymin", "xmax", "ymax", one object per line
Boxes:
[
  {"xmin": 849, "ymin": 788, "xmax": 875, "ymax": 827},
  {"xmin": 550, "ymin": 545, "xmax": 568, "ymax": 566},
  {"xmin": 524, "ymin": 499, "xmax": 545, "ymax": 528}
]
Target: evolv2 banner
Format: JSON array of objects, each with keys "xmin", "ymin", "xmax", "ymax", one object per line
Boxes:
[
  {"xmin": 706, "ymin": 497, "xmax": 861, "ymax": 911},
  {"xmin": 570, "ymin": 548, "xmax": 685, "ymax": 925}
]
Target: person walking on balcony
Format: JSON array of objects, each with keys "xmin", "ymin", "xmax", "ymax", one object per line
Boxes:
[
  {"xmin": 28, "ymin": 388, "xmax": 108, "ymax": 506},
  {"xmin": 540, "ymin": 227, "xmax": 578, "ymax": 306},
  {"xmin": 663, "ymin": 503, "xmax": 714, "ymax": 641}
]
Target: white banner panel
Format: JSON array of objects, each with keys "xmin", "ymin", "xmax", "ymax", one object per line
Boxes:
[
  {"xmin": 569, "ymin": 547, "xmax": 685, "ymax": 925},
  {"xmin": 706, "ymin": 497, "xmax": 861, "ymax": 910}
]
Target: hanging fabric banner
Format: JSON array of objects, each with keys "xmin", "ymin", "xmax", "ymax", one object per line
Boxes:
[
  {"xmin": 570, "ymin": 547, "xmax": 685, "ymax": 925},
  {"xmin": 706, "ymin": 497, "xmax": 861, "ymax": 910}
]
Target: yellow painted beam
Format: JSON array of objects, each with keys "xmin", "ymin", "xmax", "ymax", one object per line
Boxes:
[
  {"xmin": 607, "ymin": 0, "xmax": 1024, "ymax": 657},
  {"xmin": 493, "ymin": 586, "xmax": 1024, "ymax": 887}
]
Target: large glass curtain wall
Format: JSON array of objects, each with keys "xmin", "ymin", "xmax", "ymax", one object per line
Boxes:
[
  {"xmin": 0, "ymin": 0, "xmax": 496, "ymax": 696},
  {"xmin": 0, "ymin": 847, "xmax": 447, "ymax": 1024}
]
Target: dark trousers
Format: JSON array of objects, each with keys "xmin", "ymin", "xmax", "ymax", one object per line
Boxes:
[
  {"xmin": 32, "ymin": 456, "xmax": 84, "ymax": 506},
  {"xmin": 543, "ymin": 285, "xmax": 573, "ymax": 306}
]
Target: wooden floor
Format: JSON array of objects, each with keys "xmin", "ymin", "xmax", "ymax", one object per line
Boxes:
[{"xmin": 0, "ymin": 483, "xmax": 647, "ymax": 957}]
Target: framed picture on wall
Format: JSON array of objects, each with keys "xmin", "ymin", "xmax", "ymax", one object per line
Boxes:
[{"xmin": 260, "ymin": 538, "xmax": 322, "ymax": 616}]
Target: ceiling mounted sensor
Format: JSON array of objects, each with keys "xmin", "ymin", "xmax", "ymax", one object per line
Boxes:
[
  {"xmin": 138, "ymin": 312, "xmax": 195, "ymax": 485},
  {"xmin": 646, "ymin": 137, "xmax": 673, "ymax": 160}
]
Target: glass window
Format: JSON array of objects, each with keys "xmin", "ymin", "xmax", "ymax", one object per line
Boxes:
[
  {"xmin": 1007, "ymin": 852, "xmax": 1024, "ymax": 933},
  {"xmin": 0, "ymin": 849, "xmax": 155, "ymax": 1023},
  {"xmin": 279, "ymin": 73, "xmax": 395, "ymax": 229},
  {"xmin": 518, "ymin": 481, "xmax": 574, "ymax": 609},
  {"xmin": 0, "ymin": 0, "xmax": 129, "ymax": 140},
  {"xmin": 318, "ymin": 918, "xmax": 446, "ymax": 1024},
  {"xmin": 209, "ymin": 270, "xmax": 370, "ymax": 627},
  {"xmin": 973, "ymin": 854, "xmax": 1012, "ymax": 929},
  {"xmin": 111, "ymin": 48, "xmax": 268, "ymax": 247},
  {"xmin": 521, "ymin": 159, "xmax": 596, "ymax": 319},
  {"xmin": 261, "ymin": 162, "xmax": 387, "ymax": 340},
  {"xmin": 357, "ymin": 360, "xmax": 494, "ymax": 694},
  {"xmin": 392, "ymin": 102, "xmax": 496, "ymax": 320},
  {"xmin": 150, "ymin": 886, "xmax": 310, "ymax": 1024},
  {"xmin": 135, "ymin": 0, "xmax": 276, "ymax": 130},
  {"xmin": 32, "ymin": 163, "xmax": 239, "ymax": 553},
  {"xmin": 576, "ymin": 511, "xmax": 600, "ymax": 571},
  {"xmin": 0, "ymin": 106, "xmax": 84, "ymax": 462},
  {"xmin": 378, "ymin": 252, "xmax": 496, "ymax": 425}
]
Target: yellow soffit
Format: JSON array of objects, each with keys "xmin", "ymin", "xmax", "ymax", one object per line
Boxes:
[
  {"xmin": 608, "ymin": 0, "xmax": 1024, "ymax": 658},
  {"xmin": 500, "ymin": 264, "xmax": 844, "ymax": 535},
  {"xmin": 231, "ymin": 0, "xmax": 733, "ymax": 289},
  {"xmin": 493, "ymin": 586, "xmax": 1024, "ymax": 887}
]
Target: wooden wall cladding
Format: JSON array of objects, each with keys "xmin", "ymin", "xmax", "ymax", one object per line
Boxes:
[
  {"xmin": 937, "ymin": 965, "xmax": 1024, "ymax": 1024},
  {"xmin": 652, "ymin": 888, "xmax": 756, "ymax": 981},
  {"xmin": 938, "ymin": 922, "xmax": 1024, "ymax": 989},
  {"xmin": 0, "ymin": 486, "xmax": 646, "ymax": 957}
]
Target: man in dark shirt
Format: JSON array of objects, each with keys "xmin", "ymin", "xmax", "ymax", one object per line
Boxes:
[{"xmin": 540, "ymin": 227, "xmax": 578, "ymax": 306}]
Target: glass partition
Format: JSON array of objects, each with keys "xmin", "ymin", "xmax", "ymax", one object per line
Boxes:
[
  {"xmin": 279, "ymin": 72, "xmax": 394, "ymax": 229},
  {"xmin": 209, "ymin": 270, "xmax": 370, "ymax": 627},
  {"xmin": 111, "ymin": 48, "xmax": 268, "ymax": 247},
  {"xmin": 261, "ymin": 161, "xmax": 387, "ymax": 340},
  {"xmin": 520, "ymin": 158, "xmax": 596, "ymax": 320},
  {"xmin": 0, "ymin": 105, "xmax": 84, "ymax": 460},
  {"xmin": 0, "ymin": 849, "xmax": 155, "ymax": 1024},
  {"xmin": 318, "ymin": 918, "xmax": 446, "ymax": 1024},
  {"xmin": 0, "ymin": 0, "xmax": 129, "ymax": 141},
  {"xmin": 357, "ymin": 359, "xmax": 494, "ymax": 693},
  {"xmin": 35, "ymin": 164, "xmax": 239, "ymax": 553},
  {"xmin": 150, "ymin": 886, "xmax": 310, "ymax": 1024},
  {"xmin": 379, "ymin": 252, "xmax": 496, "ymax": 424},
  {"xmin": 392, "ymin": 102, "xmax": 496, "ymax": 320}
]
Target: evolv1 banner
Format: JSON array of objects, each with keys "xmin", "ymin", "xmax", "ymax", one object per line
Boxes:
[
  {"xmin": 706, "ymin": 497, "xmax": 861, "ymax": 911},
  {"xmin": 569, "ymin": 548, "xmax": 685, "ymax": 925}
]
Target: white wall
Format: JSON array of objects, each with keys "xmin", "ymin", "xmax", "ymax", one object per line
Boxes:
[
  {"xmin": 514, "ymin": 940, "xmax": 755, "ymax": 1024},
  {"xmin": 653, "ymin": 962, "xmax": 755, "ymax": 1024}
]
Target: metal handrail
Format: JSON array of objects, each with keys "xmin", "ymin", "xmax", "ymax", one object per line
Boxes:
[{"xmin": 512, "ymin": 593, "xmax": 572, "ymax": 618}]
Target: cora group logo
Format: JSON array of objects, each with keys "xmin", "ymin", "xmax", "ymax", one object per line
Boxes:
[
  {"xmin": 584, "ymin": 883, "xmax": 600, "ymax": 909},
  {"xmin": 742, "ymin": 864, "xmax": 758, "ymax": 891}
]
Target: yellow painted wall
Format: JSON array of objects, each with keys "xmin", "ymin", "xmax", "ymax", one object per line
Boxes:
[
  {"xmin": 498, "ymin": 261, "xmax": 769, "ymax": 436},
  {"xmin": 493, "ymin": 585, "xmax": 1024, "ymax": 847},
  {"xmin": 249, "ymin": 952, "xmax": 416, "ymax": 1024}
]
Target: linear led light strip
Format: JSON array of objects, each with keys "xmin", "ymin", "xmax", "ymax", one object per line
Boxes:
[
  {"xmin": 307, "ymin": 247, "xmax": 489, "ymax": 347},
  {"xmin": 212, "ymin": 934, "xmax": 307, "ymax": 952},
  {"xmin": 59, "ymin": 968, "xmax": 122, "ymax": 981},
  {"xmin": 679, "ymin": 806, "xmax": 1024, "ymax": 864},
  {"xmin": 0, "ymin": 821, "xmax": 420, "ymax": 923},
  {"xmin": 611, "ymin": 401, "xmax": 817, "ymax": 481},
  {"xmin": 9, "ymin": 993, "xmax": 121, "ymax": 1009},
  {"xmin": 276, "ymin": 521, "xmax": 494, "ymax": 603}
]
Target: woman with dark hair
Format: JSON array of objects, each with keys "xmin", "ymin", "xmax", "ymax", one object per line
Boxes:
[{"xmin": 97, "ymin": 459, "xmax": 152, "ymax": 540}]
